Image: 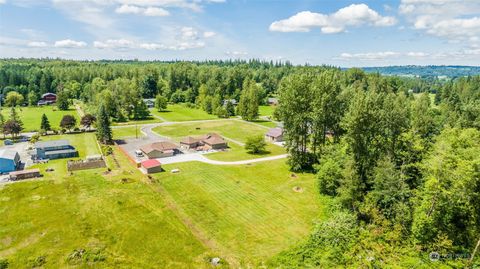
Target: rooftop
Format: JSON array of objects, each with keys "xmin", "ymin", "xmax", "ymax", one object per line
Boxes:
[
  {"xmin": 266, "ymin": 127, "xmax": 283, "ymax": 138},
  {"xmin": 0, "ymin": 149, "xmax": 19, "ymax": 160},
  {"xmin": 202, "ymin": 133, "xmax": 226, "ymax": 145},
  {"xmin": 140, "ymin": 141, "xmax": 178, "ymax": 154},
  {"xmin": 142, "ymin": 159, "xmax": 161, "ymax": 169},
  {"xmin": 35, "ymin": 139, "xmax": 72, "ymax": 149},
  {"xmin": 180, "ymin": 136, "xmax": 200, "ymax": 145}
]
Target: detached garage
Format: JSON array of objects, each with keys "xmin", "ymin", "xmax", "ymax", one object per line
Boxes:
[
  {"xmin": 0, "ymin": 149, "xmax": 20, "ymax": 173},
  {"xmin": 141, "ymin": 159, "xmax": 162, "ymax": 174}
]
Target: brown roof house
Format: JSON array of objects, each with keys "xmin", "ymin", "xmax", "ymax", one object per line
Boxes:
[
  {"xmin": 265, "ymin": 127, "xmax": 284, "ymax": 142},
  {"xmin": 140, "ymin": 141, "xmax": 179, "ymax": 159},
  {"xmin": 180, "ymin": 133, "xmax": 228, "ymax": 151}
]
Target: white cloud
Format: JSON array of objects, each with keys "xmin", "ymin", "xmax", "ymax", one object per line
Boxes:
[
  {"xmin": 203, "ymin": 31, "xmax": 216, "ymax": 38},
  {"xmin": 399, "ymin": 0, "xmax": 480, "ymax": 45},
  {"xmin": 115, "ymin": 0, "xmax": 223, "ymax": 12},
  {"xmin": 115, "ymin": 4, "xmax": 169, "ymax": 16},
  {"xmin": 139, "ymin": 43, "xmax": 166, "ymax": 50},
  {"xmin": 0, "ymin": 0, "xmax": 5, "ymax": 4},
  {"xmin": 226, "ymin": 51, "xmax": 248, "ymax": 56},
  {"xmin": 339, "ymin": 51, "xmax": 401, "ymax": 61},
  {"xmin": 93, "ymin": 39, "xmax": 135, "ymax": 49},
  {"xmin": 144, "ymin": 6, "xmax": 169, "ymax": 16},
  {"xmin": 181, "ymin": 27, "xmax": 199, "ymax": 40},
  {"xmin": 27, "ymin": 41, "xmax": 47, "ymax": 47},
  {"xmin": 93, "ymin": 39, "xmax": 205, "ymax": 51},
  {"xmin": 54, "ymin": 39, "xmax": 87, "ymax": 48},
  {"xmin": 269, "ymin": 4, "xmax": 396, "ymax": 33}
]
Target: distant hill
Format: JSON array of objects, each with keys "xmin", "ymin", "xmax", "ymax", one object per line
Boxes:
[{"xmin": 358, "ymin": 65, "xmax": 480, "ymax": 78}]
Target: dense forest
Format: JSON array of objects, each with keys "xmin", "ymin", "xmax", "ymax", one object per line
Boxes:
[{"xmin": 1, "ymin": 58, "xmax": 479, "ymax": 267}]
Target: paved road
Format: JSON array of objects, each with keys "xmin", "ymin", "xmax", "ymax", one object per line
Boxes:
[{"xmin": 158, "ymin": 153, "xmax": 288, "ymax": 165}]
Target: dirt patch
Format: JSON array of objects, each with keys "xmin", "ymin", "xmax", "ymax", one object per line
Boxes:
[
  {"xmin": 0, "ymin": 236, "xmax": 12, "ymax": 248},
  {"xmin": 292, "ymin": 186, "xmax": 303, "ymax": 193}
]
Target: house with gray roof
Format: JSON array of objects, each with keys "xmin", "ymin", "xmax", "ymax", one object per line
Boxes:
[
  {"xmin": 32, "ymin": 139, "xmax": 78, "ymax": 160},
  {"xmin": 0, "ymin": 149, "xmax": 20, "ymax": 173},
  {"xmin": 265, "ymin": 127, "xmax": 284, "ymax": 142}
]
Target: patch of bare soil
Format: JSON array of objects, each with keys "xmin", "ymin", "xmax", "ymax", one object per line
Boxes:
[{"xmin": 292, "ymin": 186, "xmax": 303, "ymax": 193}]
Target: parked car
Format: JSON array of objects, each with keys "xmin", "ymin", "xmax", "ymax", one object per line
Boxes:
[{"xmin": 4, "ymin": 139, "xmax": 13, "ymax": 145}]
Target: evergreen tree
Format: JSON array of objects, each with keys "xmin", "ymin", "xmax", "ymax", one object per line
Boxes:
[
  {"xmin": 225, "ymin": 100, "xmax": 235, "ymax": 116},
  {"xmin": 56, "ymin": 90, "xmax": 70, "ymax": 110},
  {"xmin": 96, "ymin": 104, "xmax": 112, "ymax": 144},
  {"xmin": 40, "ymin": 113, "xmax": 51, "ymax": 131}
]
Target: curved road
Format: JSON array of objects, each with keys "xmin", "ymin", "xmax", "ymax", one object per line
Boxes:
[{"xmin": 158, "ymin": 153, "xmax": 288, "ymax": 165}]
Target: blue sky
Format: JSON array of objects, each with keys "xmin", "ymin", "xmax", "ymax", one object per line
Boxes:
[{"xmin": 1, "ymin": 0, "xmax": 480, "ymax": 67}]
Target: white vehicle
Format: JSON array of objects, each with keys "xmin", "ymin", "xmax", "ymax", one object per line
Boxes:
[{"xmin": 135, "ymin": 150, "xmax": 144, "ymax": 157}]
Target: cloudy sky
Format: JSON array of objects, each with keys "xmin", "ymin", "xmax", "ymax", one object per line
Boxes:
[{"xmin": 1, "ymin": 0, "xmax": 480, "ymax": 67}]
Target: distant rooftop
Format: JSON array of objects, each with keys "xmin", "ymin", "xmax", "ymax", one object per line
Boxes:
[
  {"xmin": 0, "ymin": 149, "xmax": 19, "ymax": 160},
  {"xmin": 35, "ymin": 139, "xmax": 71, "ymax": 149}
]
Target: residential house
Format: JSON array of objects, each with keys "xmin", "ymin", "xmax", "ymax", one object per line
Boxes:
[
  {"xmin": 33, "ymin": 139, "xmax": 78, "ymax": 160},
  {"xmin": 267, "ymin": 97, "xmax": 279, "ymax": 105},
  {"xmin": 265, "ymin": 127, "xmax": 284, "ymax": 142},
  {"xmin": 0, "ymin": 149, "xmax": 20, "ymax": 173},
  {"xmin": 180, "ymin": 133, "xmax": 228, "ymax": 151},
  {"xmin": 38, "ymin": 93, "xmax": 57, "ymax": 105},
  {"xmin": 143, "ymin": 98, "xmax": 155, "ymax": 108},
  {"xmin": 223, "ymin": 99, "xmax": 237, "ymax": 106},
  {"xmin": 140, "ymin": 141, "xmax": 179, "ymax": 159},
  {"xmin": 141, "ymin": 159, "xmax": 162, "ymax": 174}
]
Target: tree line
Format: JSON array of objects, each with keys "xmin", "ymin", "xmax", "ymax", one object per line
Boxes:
[{"xmin": 274, "ymin": 68, "xmax": 480, "ymax": 267}]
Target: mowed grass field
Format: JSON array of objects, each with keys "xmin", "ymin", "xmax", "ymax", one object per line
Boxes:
[
  {"xmin": 0, "ymin": 145, "xmax": 214, "ymax": 268},
  {"xmin": 112, "ymin": 126, "xmax": 145, "ymax": 140},
  {"xmin": 153, "ymin": 119, "xmax": 269, "ymax": 143},
  {"xmin": 155, "ymin": 160, "xmax": 328, "ymax": 266},
  {"xmin": 1, "ymin": 106, "xmax": 80, "ymax": 132},
  {"xmin": 206, "ymin": 141, "xmax": 285, "ymax": 161},
  {"xmin": 259, "ymin": 105, "xmax": 276, "ymax": 117},
  {"xmin": 153, "ymin": 119, "xmax": 285, "ymax": 161},
  {"xmin": 150, "ymin": 104, "xmax": 218, "ymax": 122}
]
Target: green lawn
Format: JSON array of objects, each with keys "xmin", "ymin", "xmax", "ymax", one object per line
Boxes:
[
  {"xmin": 112, "ymin": 126, "xmax": 144, "ymax": 140},
  {"xmin": 154, "ymin": 160, "xmax": 327, "ymax": 266},
  {"xmin": 1, "ymin": 106, "xmax": 80, "ymax": 132},
  {"xmin": 111, "ymin": 117, "xmax": 162, "ymax": 126},
  {"xmin": 150, "ymin": 104, "xmax": 218, "ymax": 122},
  {"xmin": 153, "ymin": 120, "xmax": 284, "ymax": 161},
  {"xmin": 251, "ymin": 119, "xmax": 278, "ymax": 128},
  {"xmin": 206, "ymin": 142, "xmax": 285, "ymax": 161},
  {"xmin": 153, "ymin": 120, "xmax": 269, "ymax": 143},
  {"xmin": 259, "ymin": 105, "xmax": 276, "ymax": 117},
  {"xmin": 0, "ymin": 132, "xmax": 325, "ymax": 267},
  {"xmin": 0, "ymin": 146, "xmax": 213, "ymax": 268}
]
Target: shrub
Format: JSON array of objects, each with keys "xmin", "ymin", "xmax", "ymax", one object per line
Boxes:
[
  {"xmin": 244, "ymin": 135, "xmax": 267, "ymax": 154},
  {"xmin": 0, "ymin": 259, "xmax": 9, "ymax": 269}
]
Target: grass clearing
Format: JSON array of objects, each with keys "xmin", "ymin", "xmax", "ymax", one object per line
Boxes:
[
  {"xmin": 150, "ymin": 104, "xmax": 218, "ymax": 122},
  {"xmin": 153, "ymin": 120, "xmax": 268, "ymax": 143},
  {"xmin": 0, "ymin": 146, "xmax": 212, "ymax": 268},
  {"xmin": 112, "ymin": 126, "xmax": 144, "ymax": 140},
  {"xmin": 2, "ymin": 106, "xmax": 80, "ymax": 132},
  {"xmin": 153, "ymin": 120, "xmax": 285, "ymax": 161},
  {"xmin": 155, "ymin": 160, "xmax": 327, "ymax": 266},
  {"xmin": 206, "ymin": 142, "xmax": 285, "ymax": 161},
  {"xmin": 259, "ymin": 105, "xmax": 276, "ymax": 117},
  {"xmin": 111, "ymin": 117, "xmax": 162, "ymax": 126}
]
